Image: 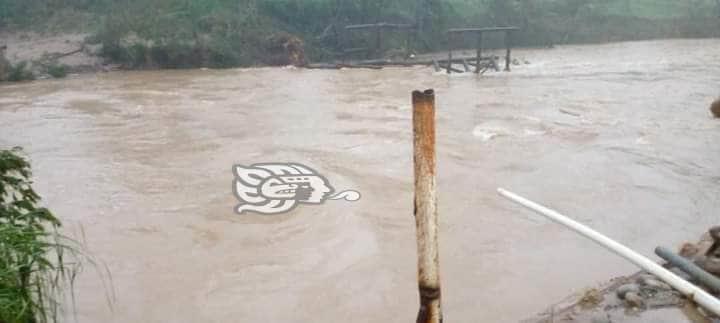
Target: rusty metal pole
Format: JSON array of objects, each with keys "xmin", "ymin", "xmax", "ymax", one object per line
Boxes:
[{"xmin": 412, "ymin": 89, "xmax": 442, "ymax": 323}]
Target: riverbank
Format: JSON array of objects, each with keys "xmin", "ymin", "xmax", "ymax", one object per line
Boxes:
[
  {"xmin": 0, "ymin": 31, "xmax": 117, "ymax": 80},
  {"xmin": 524, "ymin": 228, "xmax": 720, "ymax": 323},
  {"xmin": 1, "ymin": 0, "xmax": 719, "ymax": 79}
]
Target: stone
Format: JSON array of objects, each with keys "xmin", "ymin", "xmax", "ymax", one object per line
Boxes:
[
  {"xmin": 616, "ymin": 283, "xmax": 640, "ymax": 299},
  {"xmin": 639, "ymin": 276, "xmax": 672, "ymax": 290},
  {"xmin": 699, "ymin": 257, "xmax": 720, "ymax": 275},
  {"xmin": 710, "ymin": 226, "xmax": 720, "ymax": 241},
  {"xmin": 590, "ymin": 313, "xmax": 612, "ymax": 323},
  {"xmin": 669, "ymin": 267, "xmax": 692, "ymax": 281},
  {"xmin": 679, "ymin": 243, "xmax": 700, "ymax": 258},
  {"xmin": 711, "ymin": 98, "xmax": 720, "ymax": 118},
  {"xmin": 624, "ymin": 291, "xmax": 645, "ymax": 308}
]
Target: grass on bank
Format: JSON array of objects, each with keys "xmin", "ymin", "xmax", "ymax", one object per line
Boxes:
[{"xmin": 0, "ymin": 147, "xmax": 82, "ymax": 323}]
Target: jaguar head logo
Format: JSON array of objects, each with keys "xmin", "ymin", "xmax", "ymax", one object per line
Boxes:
[{"xmin": 233, "ymin": 163, "xmax": 360, "ymax": 215}]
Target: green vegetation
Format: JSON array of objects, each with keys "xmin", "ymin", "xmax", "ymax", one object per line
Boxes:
[
  {"xmin": 5, "ymin": 62, "xmax": 35, "ymax": 82},
  {"xmin": 0, "ymin": 0, "xmax": 718, "ymax": 69},
  {"xmin": 44, "ymin": 63, "xmax": 69, "ymax": 79},
  {"xmin": 0, "ymin": 148, "xmax": 81, "ymax": 323}
]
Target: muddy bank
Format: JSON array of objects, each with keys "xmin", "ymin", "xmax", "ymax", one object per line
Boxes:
[
  {"xmin": 0, "ymin": 30, "xmax": 311, "ymax": 79},
  {"xmin": 524, "ymin": 228, "xmax": 720, "ymax": 323},
  {"xmin": 0, "ymin": 32, "xmax": 106, "ymax": 76}
]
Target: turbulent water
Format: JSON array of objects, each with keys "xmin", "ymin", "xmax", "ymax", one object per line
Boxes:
[{"xmin": 1, "ymin": 39, "xmax": 719, "ymax": 323}]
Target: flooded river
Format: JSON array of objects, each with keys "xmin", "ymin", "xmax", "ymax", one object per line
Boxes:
[{"xmin": 1, "ymin": 39, "xmax": 719, "ymax": 323}]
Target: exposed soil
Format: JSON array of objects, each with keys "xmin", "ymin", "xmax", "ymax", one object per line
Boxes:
[{"xmin": 0, "ymin": 31, "xmax": 109, "ymax": 75}]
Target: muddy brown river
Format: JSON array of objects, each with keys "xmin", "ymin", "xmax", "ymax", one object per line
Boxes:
[{"xmin": 1, "ymin": 39, "xmax": 719, "ymax": 323}]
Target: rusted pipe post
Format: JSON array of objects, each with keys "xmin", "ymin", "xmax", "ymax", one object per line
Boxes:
[{"xmin": 412, "ymin": 89, "xmax": 442, "ymax": 323}]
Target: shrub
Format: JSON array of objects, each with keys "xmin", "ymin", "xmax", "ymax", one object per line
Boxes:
[
  {"xmin": 6, "ymin": 62, "xmax": 35, "ymax": 82},
  {"xmin": 0, "ymin": 147, "xmax": 82, "ymax": 323},
  {"xmin": 45, "ymin": 63, "xmax": 69, "ymax": 78}
]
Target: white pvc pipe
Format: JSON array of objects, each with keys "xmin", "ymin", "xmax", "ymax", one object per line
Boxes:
[{"xmin": 497, "ymin": 188, "xmax": 720, "ymax": 316}]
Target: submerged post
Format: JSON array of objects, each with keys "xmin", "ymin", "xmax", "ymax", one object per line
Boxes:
[
  {"xmin": 475, "ymin": 32, "xmax": 483, "ymax": 74},
  {"xmin": 447, "ymin": 34, "xmax": 453, "ymax": 74},
  {"xmin": 375, "ymin": 25, "xmax": 383, "ymax": 58},
  {"xmin": 504, "ymin": 30, "xmax": 513, "ymax": 71},
  {"xmin": 412, "ymin": 90, "xmax": 442, "ymax": 323}
]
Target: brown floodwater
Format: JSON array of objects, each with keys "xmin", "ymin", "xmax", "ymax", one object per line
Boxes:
[{"xmin": 1, "ymin": 39, "xmax": 719, "ymax": 323}]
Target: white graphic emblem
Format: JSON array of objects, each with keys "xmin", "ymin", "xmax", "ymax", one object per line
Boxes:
[{"xmin": 233, "ymin": 163, "xmax": 360, "ymax": 214}]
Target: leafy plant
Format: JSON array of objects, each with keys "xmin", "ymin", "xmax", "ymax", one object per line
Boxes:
[{"xmin": 0, "ymin": 147, "xmax": 81, "ymax": 323}]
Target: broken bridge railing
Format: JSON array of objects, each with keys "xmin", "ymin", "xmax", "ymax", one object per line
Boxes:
[{"xmin": 445, "ymin": 26, "xmax": 519, "ymax": 74}]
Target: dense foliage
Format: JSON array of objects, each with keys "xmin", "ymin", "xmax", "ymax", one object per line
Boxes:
[
  {"xmin": 0, "ymin": 148, "xmax": 80, "ymax": 323},
  {"xmin": 0, "ymin": 0, "xmax": 718, "ymax": 68}
]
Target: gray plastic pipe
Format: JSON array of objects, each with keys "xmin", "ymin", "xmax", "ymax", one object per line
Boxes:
[
  {"xmin": 655, "ymin": 246, "xmax": 720, "ymax": 293},
  {"xmin": 497, "ymin": 188, "xmax": 720, "ymax": 316}
]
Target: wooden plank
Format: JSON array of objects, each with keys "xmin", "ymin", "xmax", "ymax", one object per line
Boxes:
[
  {"xmin": 447, "ymin": 26, "xmax": 519, "ymax": 33},
  {"xmin": 305, "ymin": 63, "xmax": 383, "ymax": 70},
  {"xmin": 345, "ymin": 22, "xmax": 415, "ymax": 30},
  {"xmin": 432, "ymin": 59, "xmax": 440, "ymax": 72},
  {"xmin": 342, "ymin": 47, "xmax": 369, "ymax": 54},
  {"xmin": 441, "ymin": 63, "xmax": 463, "ymax": 73}
]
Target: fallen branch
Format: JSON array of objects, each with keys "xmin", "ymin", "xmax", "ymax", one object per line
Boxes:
[
  {"xmin": 558, "ymin": 108, "xmax": 582, "ymax": 117},
  {"xmin": 439, "ymin": 63, "xmax": 463, "ymax": 73},
  {"xmin": 52, "ymin": 46, "xmax": 84, "ymax": 60}
]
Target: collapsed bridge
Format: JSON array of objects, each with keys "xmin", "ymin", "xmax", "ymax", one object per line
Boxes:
[{"xmin": 309, "ymin": 22, "xmax": 519, "ymax": 74}]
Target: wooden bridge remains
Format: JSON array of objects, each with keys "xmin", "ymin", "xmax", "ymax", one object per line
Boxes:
[{"xmin": 311, "ymin": 22, "xmax": 519, "ymax": 74}]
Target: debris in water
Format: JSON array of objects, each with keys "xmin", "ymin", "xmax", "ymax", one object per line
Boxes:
[
  {"xmin": 559, "ymin": 108, "xmax": 582, "ymax": 117},
  {"xmin": 711, "ymin": 98, "xmax": 720, "ymax": 118}
]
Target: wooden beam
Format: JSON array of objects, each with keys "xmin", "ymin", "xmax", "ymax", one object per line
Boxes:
[
  {"xmin": 447, "ymin": 26, "xmax": 519, "ymax": 33},
  {"xmin": 432, "ymin": 59, "xmax": 440, "ymax": 72},
  {"xmin": 342, "ymin": 47, "xmax": 369, "ymax": 54},
  {"xmin": 305, "ymin": 63, "xmax": 383, "ymax": 70},
  {"xmin": 475, "ymin": 33, "xmax": 483, "ymax": 74},
  {"xmin": 441, "ymin": 63, "xmax": 463, "ymax": 73},
  {"xmin": 345, "ymin": 22, "xmax": 415, "ymax": 30}
]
